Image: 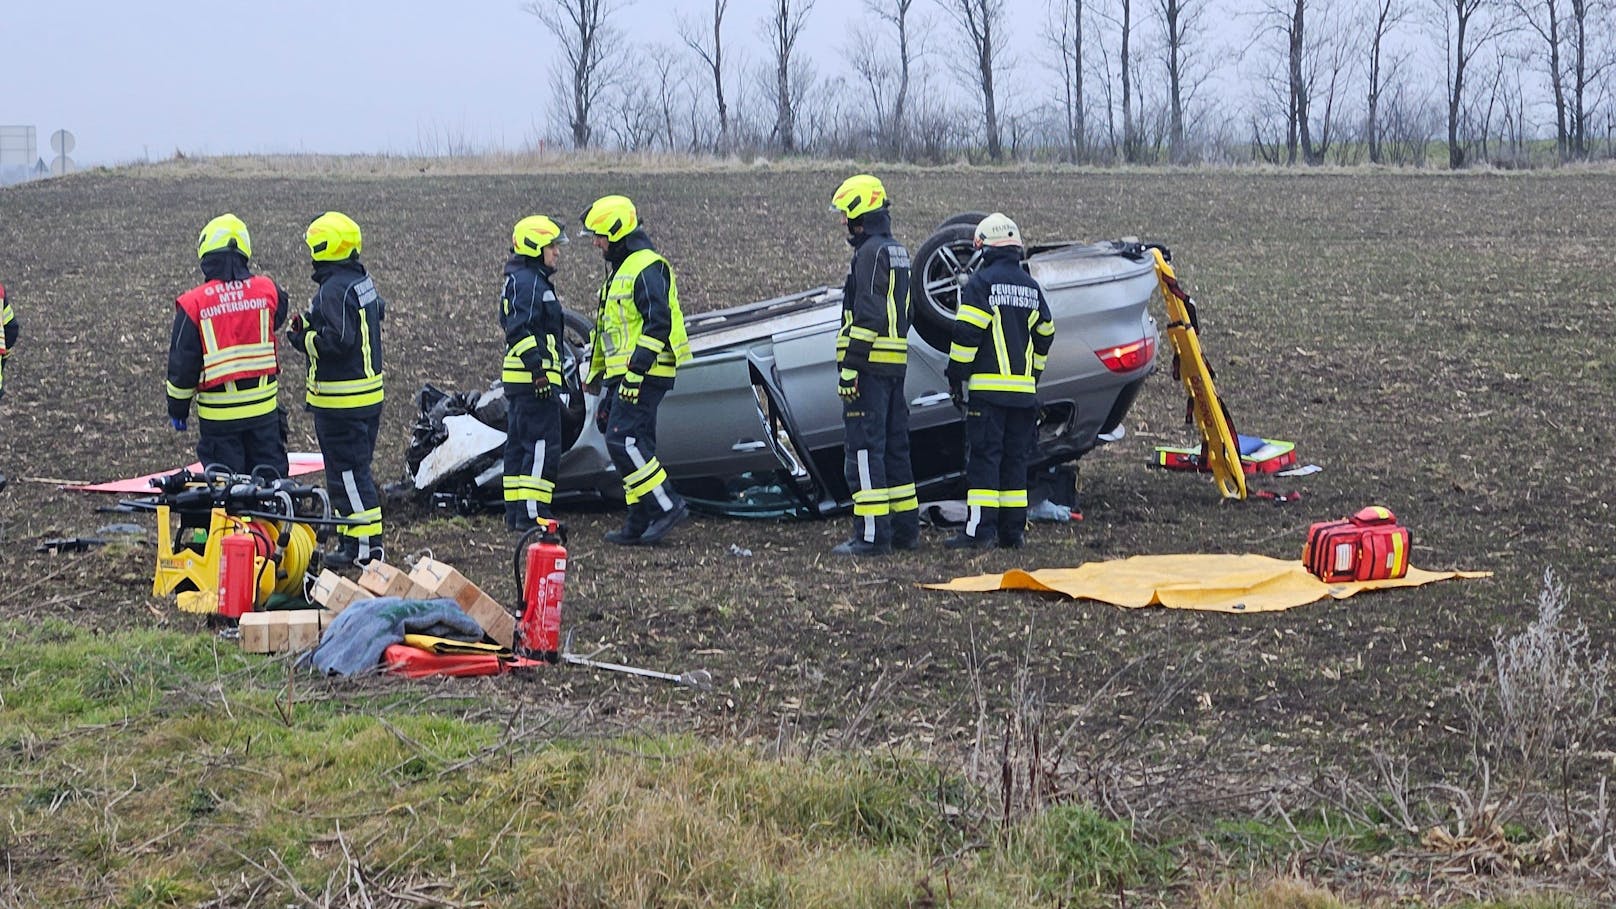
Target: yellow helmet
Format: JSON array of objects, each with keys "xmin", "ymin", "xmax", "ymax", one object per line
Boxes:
[
  {"xmin": 579, "ymin": 195, "xmax": 638, "ymax": 243},
  {"xmin": 512, "ymin": 215, "xmax": 568, "ymax": 256},
  {"xmin": 829, "ymin": 174, "xmax": 888, "ymax": 219},
  {"xmin": 305, "ymin": 211, "xmax": 363, "ymax": 262},
  {"xmin": 197, "ymin": 213, "xmax": 252, "ymax": 259}
]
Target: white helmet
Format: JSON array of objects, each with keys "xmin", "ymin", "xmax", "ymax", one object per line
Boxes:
[{"xmin": 974, "ymin": 212, "xmax": 1022, "ymax": 249}]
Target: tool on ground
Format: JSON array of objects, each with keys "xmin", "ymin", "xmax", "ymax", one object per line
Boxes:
[
  {"xmin": 1142, "ymin": 244, "xmax": 1246, "ymax": 500},
  {"xmin": 559, "ymin": 630, "xmax": 713, "ymax": 689},
  {"xmin": 1303, "ymin": 505, "xmax": 1411, "ymax": 582},
  {"xmin": 120, "ymin": 467, "xmax": 355, "ymax": 616},
  {"xmin": 513, "ymin": 519, "xmax": 567, "ymax": 662}
]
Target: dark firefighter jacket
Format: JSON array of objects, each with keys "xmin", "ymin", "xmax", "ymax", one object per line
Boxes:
[
  {"xmin": 0, "ymin": 282, "xmax": 16, "ymax": 398},
  {"xmin": 587, "ymin": 228, "xmax": 689, "ymax": 389},
  {"xmin": 166, "ymin": 250, "xmax": 289, "ymax": 425},
  {"xmin": 291, "ymin": 257, "xmax": 386, "ymax": 414},
  {"xmin": 838, "ymin": 207, "xmax": 911, "ymax": 379},
  {"xmin": 945, "ymin": 246, "xmax": 1056, "ymax": 408},
  {"xmin": 501, "ymin": 254, "xmax": 564, "ymax": 387}
]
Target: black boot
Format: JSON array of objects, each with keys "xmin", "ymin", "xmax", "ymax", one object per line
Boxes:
[
  {"xmin": 891, "ymin": 512, "xmax": 922, "ymax": 551},
  {"xmin": 604, "ymin": 502, "xmax": 650, "ymax": 545},
  {"xmin": 323, "ymin": 536, "xmax": 361, "ymax": 569},
  {"xmin": 639, "ymin": 499, "xmax": 689, "ymax": 545},
  {"xmin": 944, "ymin": 531, "xmax": 997, "ymax": 550}
]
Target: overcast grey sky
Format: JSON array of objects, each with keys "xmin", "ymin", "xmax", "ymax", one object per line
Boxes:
[{"xmin": 5, "ymin": 0, "xmax": 1064, "ymax": 166}]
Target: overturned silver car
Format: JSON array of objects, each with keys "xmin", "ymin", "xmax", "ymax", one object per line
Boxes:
[{"xmin": 404, "ymin": 217, "xmax": 1161, "ymax": 516}]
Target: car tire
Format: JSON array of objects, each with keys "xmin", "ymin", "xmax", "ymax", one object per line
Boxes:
[
  {"xmin": 910, "ymin": 222, "xmax": 980, "ymax": 352},
  {"xmin": 935, "ymin": 211, "xmax": 989, "ymax": 230}
]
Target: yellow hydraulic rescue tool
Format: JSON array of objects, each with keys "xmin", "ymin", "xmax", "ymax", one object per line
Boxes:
[{"xmin": 1148, "ymin": 247, "xmax": 1246, "ymax": 501}]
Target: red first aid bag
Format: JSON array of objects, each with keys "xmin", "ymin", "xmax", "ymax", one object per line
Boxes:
[{"xmin": 1303, "ymin": 505, "xmax": 1411, "ymax": 582}]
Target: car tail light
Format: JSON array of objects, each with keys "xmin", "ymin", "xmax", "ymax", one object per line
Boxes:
[{"xmin": 1095, "ymin": 337, "xmax": 1155, "ymax": 373}]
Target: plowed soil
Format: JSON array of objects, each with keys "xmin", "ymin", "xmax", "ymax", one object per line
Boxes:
[{"xmin": 3, "ymin": 165, "xmax": 1613, "ymax": 881}]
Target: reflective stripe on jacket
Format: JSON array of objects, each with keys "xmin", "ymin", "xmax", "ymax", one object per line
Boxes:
[
  {"xmin": 501, "ymin": 256, "xmax": 564, "ymax": 387},
  {"xmin": 303, "ymin": 261, "xmax": 385, "ymax": 411},
  {"xmin": 169, "ymin": 273, "xmax": 285, "ymax": 423},
  {"xmin": 946, "ymin": 248, "xmax": 1055, "ymax": 408},
  {"xmin": 837, "ymin": 207, "xmax": 910, "ymax": 378},
  {"xmin": 588, "ymin": 243, "xmax": 689, "ymax": 384},
  {"xmin": 0, "ymin": 283, "xmax": 13, "ymax": 395}
]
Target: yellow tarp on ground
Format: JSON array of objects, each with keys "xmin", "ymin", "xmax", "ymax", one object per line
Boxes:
[{"xmin": 923, "ymin": 553, "xmax": 1491, "ymax": 614}]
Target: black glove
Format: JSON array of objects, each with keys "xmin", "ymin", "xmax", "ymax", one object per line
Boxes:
[
  {"xmin": 595, "ymin": 395, "xmax": 611, "ymax": 434},
  {"xmin": 533, "ymin": 376, "xmax": 552, "ymax": 400},
  {"xmin": 949, "ymin": 379, "xmax": 964, "ymax": 409},
  {"xmin": 286, "ymin": 312, "xmax": 309, "ymax": 346}
]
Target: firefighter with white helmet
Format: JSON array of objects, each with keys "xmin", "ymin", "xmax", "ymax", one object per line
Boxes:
[
  {"xmin": 287, "ymin": 211, "xmax": 387, "ymax": 568},
  {"xmin": 828, "ymin": 174, "xmax": 920, "ymax": 555},
  {"xmin": 500, "ymin": 214, "xmax": 569, "ymax": 530},
  {"xmin": 944, "ymin": 212, "xmax": 1055, "ymax": 548},
  {"xmin": 166, "ymin": 213, "xmax": 291, "ymax": 478},
  {"xmin": 580, "ymin": 194, "xmax": 691, "ymax": 545}
]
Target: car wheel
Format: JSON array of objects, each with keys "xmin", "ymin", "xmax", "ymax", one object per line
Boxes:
[
  {"xmin": 560, "ymin": 310, "xmax": 592, "ymax": 451},
  {"xmin": 936, "ymin": 211, "xmax": 989, "ymax": 230},
  {"xmin": 910, "ymin": 222, "xmax": 980, "ymax": 352}
]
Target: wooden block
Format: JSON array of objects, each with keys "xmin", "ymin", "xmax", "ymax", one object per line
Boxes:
[
  {"xmin": 309, "ymin": 570, "xmax": 369, "ymax": 614},
  {"xmin": 286, "ymin": 610, "xmax": 322, "ymax": 652},
  {"xmin": 239, "ymin": 612, "xmax": 275, "ymax": 653},
  {"xmin": 358, "ymin": 561, "xmax": 432, "ymax": 599},
  {"xmin": 462, "ymin": 591, "xmax": 516, "ymax": 649},
  {"xmin": 408, "ymin": 558, "xmax": 482, "ymax": 610}
]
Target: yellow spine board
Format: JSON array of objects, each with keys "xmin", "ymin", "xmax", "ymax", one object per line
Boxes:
[{"xmin": 1150, "ymin": 249, "xmax": 1247, "ymax": 501}]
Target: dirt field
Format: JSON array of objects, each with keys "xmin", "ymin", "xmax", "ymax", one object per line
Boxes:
[{"xmin": 3, "ymin": 164, "xmax": 1614, "ymax": 898}]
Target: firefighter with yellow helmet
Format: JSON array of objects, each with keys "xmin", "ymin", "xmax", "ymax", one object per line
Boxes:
[
  {"xmin": 828, "ymin": 174, "xmax": 920, "ymax": 555},
  {"xmin": 944, "ymin": 213, "xmax": 1055, "ymax": 549},
  {"xmin": 287, "ymin": 211, "xmax": 387, "ymax": 568},
  {"xmin": 500, "ymin": 214, "xmax": 569, "ymax": 530},
  {"xmin": 580, "ymin": 194, "xmax": 691, "ymax": 545},
  {"xmin": 165, "ymin": 214, "xmax": 291, "ymax": 478}
]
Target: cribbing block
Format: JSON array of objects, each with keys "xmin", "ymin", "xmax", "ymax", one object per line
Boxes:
[
  {"xmin": 358, "ymin": 561, "xmax": 432, "ymax": 599},
  {"xmin": 408, "ymin": 557, "xmax": 481, "ymax": 610},
  {"xmin": 309, "ymin": 570, "xmax": 368, "ymax": 614}
]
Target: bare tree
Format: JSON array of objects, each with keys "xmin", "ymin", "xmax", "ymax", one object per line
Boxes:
[
  {"xmin": 1564, "ymin": 0, "xmax": 1615, "ymax": 156},
  {"xmin": 1154, "ymin": 0, "xmax": 1209, "ymax": 162},
  {"xmin": 1048, "ymin": 0, "xmax": 1090, "ymax": 161},
  {"xmin": 1366, "ymin": 0, "xmax": 1412, "ymax": 162},
  {"xmin": 760, "ymin": 0, "xmax": 816, "ymax": 153},
  {"xmin": 938, "ymin": 0, "xmax": 1008, "ymax": 160},
  {"xmin": 867, "ymin": 0, "xmax": 921, "ymax": 157},
  {"xmin": 1508, "ymin": 0, "xmax": 1570, "ymax": 159},
  {"xmin": 678, "ymin": 0, "xmax": 731, "ymax": 153},
  {"xmin": 1430, "ymin": 0, "xmax": 1510, "ymax": 167},
  {"xmin": 523, "ymin": 0, "xmax": 628, "ymax": 149},
  {"xmin": 1119, "ymin": 0, "xmax": 1138, "ymax": 161}
]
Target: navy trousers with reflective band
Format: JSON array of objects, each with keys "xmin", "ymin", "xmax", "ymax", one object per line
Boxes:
[
  {"xmin": 503, "ymin": 385, "xmax": 561, "ymax": 526},
  {"xmin": 314, "ymin": 409, "xmax": 382, "ymax": 554},
  {"xmin": 605, "ymin": 381, "xmax": 681, "ymax": 522},
  {"xmin": 841, "ymin": 372, "xmax": 918, "ymax": 545},
  {"xmin": 197, "ymin": 409, "xmax": 288, "ymax": 478},
  {"xmin": 964, "ymin": 401, "xmax": 1037, "ymax": 542}
]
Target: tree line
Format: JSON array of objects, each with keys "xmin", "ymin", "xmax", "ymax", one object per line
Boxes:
[{"xmin": 524, "ymin": 0, "xmax": 1616, "ymax": 167}]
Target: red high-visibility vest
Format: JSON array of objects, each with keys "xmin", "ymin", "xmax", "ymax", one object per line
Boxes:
[{"xmin": 176, "ymin": 276, "xmax": 279, "ymax": 388}]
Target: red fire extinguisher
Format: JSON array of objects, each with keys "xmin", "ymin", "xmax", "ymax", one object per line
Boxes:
[
  {"xmin": 518, "ymin": 519, "xmax": 566, "ymax": 662},
  {"xmin": 217, "ymin": 531, "xmax": 259, "ymax": 619}
]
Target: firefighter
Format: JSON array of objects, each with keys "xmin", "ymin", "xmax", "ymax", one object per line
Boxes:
[
  {"xmin": 165, "ymin": 214, "xmax": 291, "ymax": 479},
  {"xmin": 0, "ymin": 278, "xmax": 15, "ymax": 493},
  {"xmin": 500, "ymin": 215, "xmax": 568, "ymax": 531},
  {"xmin": 287, "ymin": 212, "xmax": 386, "ymax": 568},
  {"xmin": 579, "ymin": 194, "xmax": 691, "ymax": 545},
  {"xmin": 944, "ymin": 213, "xmax": 1055, "ymax": 549},
  {"xmin": 828, "ymin": 174, "xmax": 920, "ymax": 555}
]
